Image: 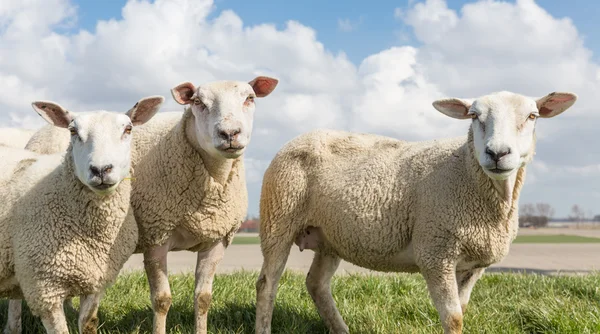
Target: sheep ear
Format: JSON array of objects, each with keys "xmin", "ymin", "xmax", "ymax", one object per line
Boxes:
[
  {"xmin": 126, "ymin": 96, "xmax": 164, "ymax": 126},
  {"xmin": 171, "ymin": 82, "xmax": 196, "ymax": 105},
  {"xmin": 31, "ymin": 101, "xmax": 75, "ymax": 128},
  {"xmin": 536, "ymin": 92, "xmax": 577, "ymax": 118},
  {"xmin": 249, "ymin": 76, "xmax": 278, "ymax": 98},
  {"xmin": 432, "ymin": 98, "xmax": 474, "ymax": 120}
]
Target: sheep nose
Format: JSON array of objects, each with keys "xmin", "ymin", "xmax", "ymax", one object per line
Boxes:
[
  {"xmin": 218, "ymin": 128, "xmax": 241, "ymax": 142},
  {"xmin": 89, "ymin": 164, "xmax": 113, "ymax": 179},
  {"xmin": 485, "ymin": 147, "xmax": 511, "ymax": 162}
]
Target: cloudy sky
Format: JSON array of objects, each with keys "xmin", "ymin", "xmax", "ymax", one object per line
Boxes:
[{"xmin": 1, "ymin": 0, "xmax": 598, "ymax": 218}]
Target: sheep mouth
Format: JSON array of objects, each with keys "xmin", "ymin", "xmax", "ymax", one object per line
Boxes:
[
  {"xmin": 218, "ymin": 145, "xmax": 245, "ymax": 153},
  {"xmin": 484, "ymin": 167, "xmax": 516, "ymax": 177},
  {"xmin": 91, "ymin": 183, "xmax": 117, "ymax": 190}
]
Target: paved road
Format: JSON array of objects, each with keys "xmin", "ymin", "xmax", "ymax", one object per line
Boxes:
[{"xmin": 122, "ymin": 243, "xmax": 600, "ymax": 276}]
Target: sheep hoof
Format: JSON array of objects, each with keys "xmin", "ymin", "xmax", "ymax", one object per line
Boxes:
[{"xmin": 295, "ymin": 226, "xmax": 321, "ymax": 251}]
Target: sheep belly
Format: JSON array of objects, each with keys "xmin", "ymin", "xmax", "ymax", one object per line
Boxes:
[{"xmin": 295, "ymin": 226, "xmax": 420, "ymax": 273}]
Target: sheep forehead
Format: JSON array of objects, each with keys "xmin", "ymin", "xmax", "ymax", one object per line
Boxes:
[
  {"xmin": 473, "ymin": 91, "xmax": 536, "ymax": 118},
  {"xmin": 197, "ymin": 80, "xmax": 253, "ymax": 102},
  {"xmin": 73, "ymin": 112, "xmax": 131, "ymax": 137}
]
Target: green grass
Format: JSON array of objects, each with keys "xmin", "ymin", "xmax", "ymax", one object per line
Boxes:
[
  {"xmin": 2, "ymin": 271, "xmax": 600, "ymax": 333},
  {"xmin": 234, "ymin": 234, "xmax": 600, "ymax": 246},
  {"xmin": 231, "ymin": 236, "xmax": 260, "ymax": 245},
  {"xmin": 514, "ymin": 234, "xmax": 600, "ymax": 243}
]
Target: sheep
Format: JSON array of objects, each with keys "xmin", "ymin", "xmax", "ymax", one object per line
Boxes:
[
  {"xmin": 254, "ymin": 91, "xmax": 577, "ymax": 334},
  {"xmin": 23, "ymin": 76, "xmax": 279, "ymax": 334},
  {"xmin": 0, "ymin": 128, "xmax": 36, "ymax": 149},
  {"xmin": 0, "ymin": 96, "xmax": 163, "ymax": 334}
]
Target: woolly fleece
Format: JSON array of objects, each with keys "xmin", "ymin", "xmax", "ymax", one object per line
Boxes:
[
  {"xmin": 260, "ymin": 128, "xmax": 524, "ymax": 271},
  {"xmin": 0, "ymin": 146, "xmax": 137, "ymax": 317},
  {"xmin": 0, "ymin": 128, "xmax": 36, "ymax": 150},
  {"xmin": 130, "ymin": 110, "xmax": 247, "ymax": 251},
  {"xmin": 25, "ymin": 110, "xmax": 247, "ymax": 251}
]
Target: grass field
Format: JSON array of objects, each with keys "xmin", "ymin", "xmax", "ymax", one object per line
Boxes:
[
  {"xmin": 233, "ymin": 234, "xmax": 600, "ymax": 245},
  {"xmin": 2, "ymin": 271, "xmax": 600, "ymax": 333},
  {"xmin": 231, "ymin": 236, "xmax": 260, "ymax": 245},
  {"xmin": 513, "ymin": 234, "xmax": 600, "ymax": 243}
]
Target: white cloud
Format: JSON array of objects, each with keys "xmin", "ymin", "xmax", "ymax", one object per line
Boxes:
[
  {"xmin": 0, "ymin": 0, "xmax": 598, "ymax": 216},
  {"xmin": 338, "ymin": 18, "xmax": 354, "ymax": 32},
  {"xmin": 337, "ymin": 17, "xmax": 364, "ymax": 33}
]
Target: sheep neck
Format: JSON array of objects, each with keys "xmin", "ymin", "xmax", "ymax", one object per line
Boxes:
[
  {"xmin": 59, "ymin": 145, "xmax": 131, "ymax": 235},
  {"xmin": 466, "ymin": 128, "xmax": 527, "ymax": 226},
  {"xmin": 182, "ymin": 110, "xmax": 236, "ymax": 185}
]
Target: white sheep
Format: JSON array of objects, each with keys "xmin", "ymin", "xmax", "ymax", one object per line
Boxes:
[
  {"xmin": 255, "ymin": 91, "xmax": 577, "ymax": 334},
  {"xmin": 23, "ymin": 76, "xmax": 279, "ymax": 334},
  {"xmin": 0, "ymin": 96, "xmax": 163, "ymax": 334},
  {"xmin": 0, "ymin": 128, "xmax": 36, "ymax": 149}
]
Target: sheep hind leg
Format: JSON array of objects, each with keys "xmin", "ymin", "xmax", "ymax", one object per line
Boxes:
[
  {"xmin": 40, "ymin": 303, "xmax": 69, "ymax": 334},
  {"xmin": 306, "ymin": 251, "xmax": 348, "ymax": 334},
  {"xmin": 78, "ymin": 293, "xmax": 102, "ymax": 334},
  {"xmin": 422, "ymin": 266, "xmax": 463, "ymax": 334},
  {"xmin": 255, "ymin": 233, "xmax": 294, "ymax": 334},
  {"xmin": 456, "ymin": 268, "xmax": 485, "ymax": 314},
  {"xmin": 193, "ymin": 240, "xmax": 226, "ymax": 334},
  {"xmin": 4, "ymin": 299, "xmax": 22, "ymax": 334}
]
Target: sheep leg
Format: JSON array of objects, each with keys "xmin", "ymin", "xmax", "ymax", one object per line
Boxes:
[
  {"xmin": 40, "ymin": 303, "xmax": 69, "ymax": 334},
  {"xmin": 3, "ymin": 299, "xmax": 22, "ymax": 334},
  {"xmin": 193, "ymin": 240, "xmax": 226, "ymax": 334},
  {"xmin": 456, "ymin": 268, "xmax": 485, "ymax": 314},
  {"xmin": 255, "ymin": 235, "xmax": 294, "ymax": 334},
  {"xmin": 144, "ymin": 243, "xmax": 171, "ymax": 334},
  {"xmin": 422, "ymin": 267, "xmax": 463, "ymax": 334},
  {"xmin": 306, "ymin": 251, "xmax": 348, "ymax": 333},
  {"xmin": 78, "ymin": 293, "xmax": 101, "ymax": 334}
]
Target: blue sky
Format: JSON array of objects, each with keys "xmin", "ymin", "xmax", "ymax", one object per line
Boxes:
[
  {"xmin": 75, "ymin": 0, "xmax": 600, "ymax": 65},
  {"xmin": 2, "ymin": 0, "xmax": 599, "ymax": 218}
]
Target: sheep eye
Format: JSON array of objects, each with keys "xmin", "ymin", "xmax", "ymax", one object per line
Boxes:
[
  {"xmin": 69, "ymin": 128, "xmax": 78, "ymax": 136},
  {"xmin": 124, "ymin": 125, "xmax": 133, "ymax": 135},
  {"xmin": 246, "ymin": 95, "xmax": 255, "ymax": 102},
  {"xmin": 528, "ymin": 113, "xmax": 537, "ymax": 120},
  {"xmin": 193, "ymin": 97, "xmax": 204, "ymax": 107}
]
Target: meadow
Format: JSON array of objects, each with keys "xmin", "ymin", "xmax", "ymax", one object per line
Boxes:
[
  {"xmin": 2, "ymin": 271, "xmax": 600, "ymax": 333},
  {"xmin": 232, "ymin": 234, "xmax": 600, "ymax": 246}
]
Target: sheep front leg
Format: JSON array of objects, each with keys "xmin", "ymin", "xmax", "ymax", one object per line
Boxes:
[
  {"xmin": 456, "ymin": 268, "xmax": 485, "ymax": 314},
  {"xmin": 422, "ymin": 266, "xmax": 463, "ymax": 334},
  {"xmin": 40, "ymin": 303, "xmax": 69, "ymax": 334},
  {"xmin": 78, "ymin": 293, "xmax": 102, "ymax": 334},
  {"xmin": 4, "ymin": 299, "xmax": 22, "ymax": 334},
  {"xmin": 144, "ymin": 243, "xmax": 172, "ymax": 334},
  {"xmin": 193, "ymin": 240, "xmax": 226, "ymax": 334}
]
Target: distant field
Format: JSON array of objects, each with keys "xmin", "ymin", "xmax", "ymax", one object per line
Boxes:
[
  {"xmin": 2, "ymin": 271, "xmax": 599, "ymax": 333},
  {"xmin": 234, "ymin": 234, "xmax": 600, "ymax": 245},
  {"xmin": 514, "ymin": 234, "xmax": 600, "ymax": 244},
  {"xmin": 231, "ymin": 236, "xmax": 260, "ymax": 245}
]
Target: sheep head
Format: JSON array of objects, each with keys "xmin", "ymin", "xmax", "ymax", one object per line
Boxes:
[
  {"xmin": 432, "ymin": 91, "xmax": 577, "ymax": 180},
  {"xmin": 171, "ymin": 76, "xmax": 278, "ymax": 159},
  {"xmin": 31, "ymin": 96, "xmax": 164, "ymax": 195}
]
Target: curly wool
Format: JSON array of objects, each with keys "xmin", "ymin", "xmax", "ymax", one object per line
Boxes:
[
  {"xmin": 25, "ymin": 125, "xmax": 71, "ymax": 154},
  {"xmin": 130, "ymin": 109, "xmax": 247, "ymax": 251},
  {"xmin": 0, "ymin": 147, "xmax": 137, "ymax": 317},
  {"xmin": 260, "ymin": 127, "xmax": 525, "ymax": 272},
  {"xmin": 0, "ymin": 128, "xmax": 36, "ymax": 149},
  {"xmin": 23, "ymin": 109, "xmax": 248, "ymax": 252}
]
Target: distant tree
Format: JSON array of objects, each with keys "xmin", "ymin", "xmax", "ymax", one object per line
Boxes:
[
  {"xmin": 519, "ymin": 203, "xmax": 554, "ymax": 228},
  {"xmin": 569, "ymin": 205, "xmax": 586, "ymax": 228},
  {"xmin": 594, "ymin": 215, "xmax": 600, "ymax": 222},
  {"xmin": 522, "ymin": 204, "xmax": 535, "ymax": 216},
  {"xmin": 535, "ymin": 203, "xmax": 555, "ymax": 220}
]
